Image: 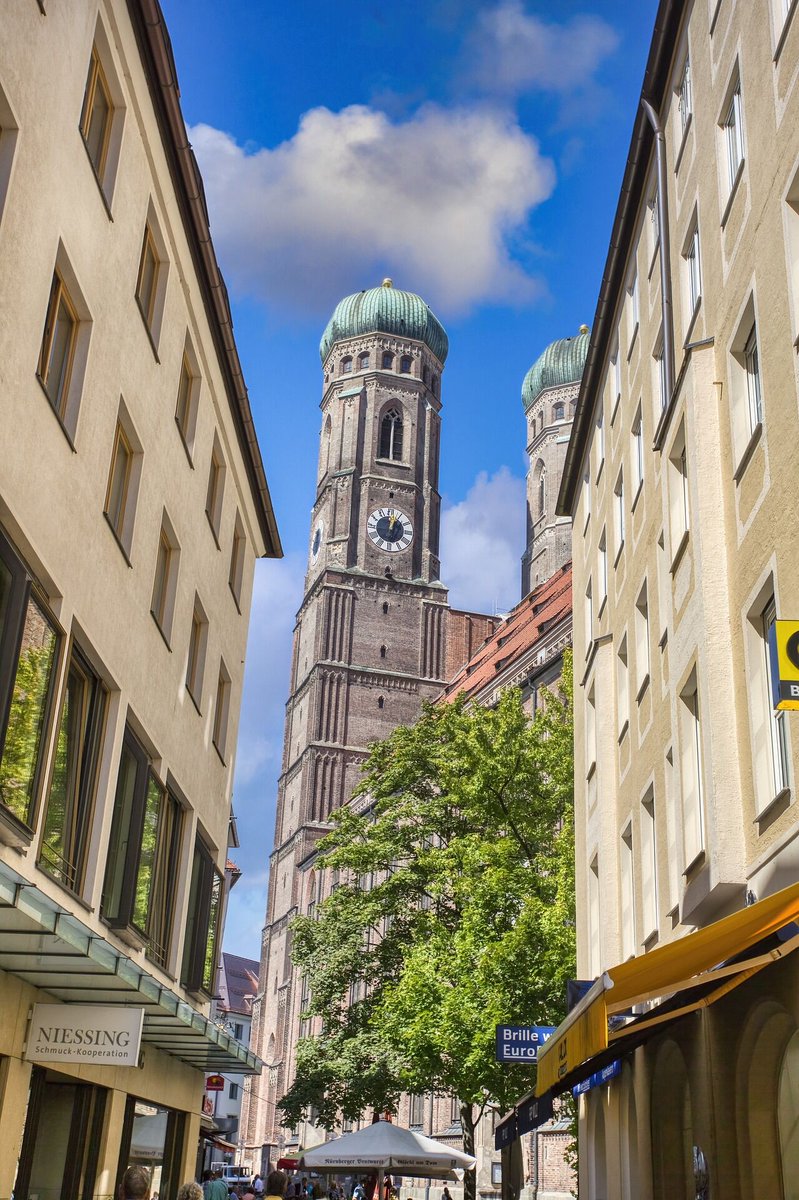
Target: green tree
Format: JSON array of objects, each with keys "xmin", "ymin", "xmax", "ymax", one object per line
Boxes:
[{"xmin": 281, "ymin": 656, "xmax": 575, "ymax": 1200}]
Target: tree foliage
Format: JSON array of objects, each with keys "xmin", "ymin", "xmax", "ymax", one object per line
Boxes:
[{"xmin": 280, "ymin": 656, "xmax": 575, "ymax": 1189}]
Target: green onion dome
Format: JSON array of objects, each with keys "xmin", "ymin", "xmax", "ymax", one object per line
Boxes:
[
  {"xmin": 522, "ymin": 326, "xmax": 590, "ymax": 412},
  {"xmin": 319, "ymin": 279, "xmax": 448, "ymax": 365}
]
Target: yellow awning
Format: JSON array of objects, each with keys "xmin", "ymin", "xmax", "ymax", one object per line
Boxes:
[{"xmin": 536, "ymin": 879, "xmax": 799, "ymax": 1095}]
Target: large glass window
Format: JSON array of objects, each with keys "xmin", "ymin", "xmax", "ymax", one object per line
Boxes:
[
  {"xmin": 39, "ymin": 647, "xmax": 106, "ymax": 890},
  {"xmin": 15, "ymin": 1067, "xmax": 107, "ymax": 1200},
  {"xmin": 37, "ymin": 272, "xmax": 79, "ymax": 420},
  {"xmin": 379, "ymin": 408, "xmax": 404, "ymax": 461},
  {"xmin": 102, "ymin": 728, "xmax": 182, "ymax": 965},
  {"xmin": 0, "ymin": 591, "xmax": 59, "ymax": 828},
  {"xmin": 118, "ymin": 1096, "xmax": 185, "ymax": 1200},
  {"xmin": 181, "ymin": 839, "xmax": 223, "ymax": 993}
]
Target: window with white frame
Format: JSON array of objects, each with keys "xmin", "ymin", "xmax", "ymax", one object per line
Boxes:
[
  {"xmin": 621, "ymin": 823, "xmax": 636, "ymax": 959},
  {"xmin": 595, "ymin": 409, "xmax": 605, "ymax": 479},
  {"xmin": 729, "ymin": 297, "xmax": 764, "ymax": 463},
  {"xmin": 612, "ymin": 345, "xmax": 621, "ymax": 410},
  {"xmin": 628, "ymin": 268, "xmax": 640, "ymax": 339},
  {"xmin": 664, "ymin": 747, "xmax": 680, "ymax": 912},
  {"xmin": 586, "ymin": 683, "xmax": 597, "ymax": 779},
  {"xmin": 677, "ymin": 55, "xmax": 692, "ymax": 138},
  {"xmin": 617, "ymin": 634, "xmax": 630, "ymax": 738},
  {"xmin": 582, "ymin": 469, "xmax": 591, "ymax": 532},
  {"xmin": 640, "ymin": 787, "xmax": 658, "ymax": 943},
  {"xmin": 721, "ymin": 76, "xmax": 745, "ymax": 194},
  {"xmin": 684, "ymin": 219, "xmax": 702, "ymax": 316},
  {"xmin": 747, "ymin": 590, "xmax": 791, "ymax": 815},
  {"xmin": 787, "ymin": 167, "xmax": 799, "ymax": 341},
  {"xmin": 589, "ymin": 856, "xmax": 601, "ymax": 977},
  {"xmin": 668, "ymin": 421, "xmax": 690, "ymax": 560},
  {"xmin": 649, "ymin": 190, "xmax": 660, "ymax": 260},
  {"xmin": 654, "ymin": 334, "xmax": 668, "ymax": 413},
  {"xmin": 614, "ymin": 470, "xmax": 625, "ymax": 558},
  {"xmin": 635, "ymin": 581, "xmax": 650, "ymax": 697},
  {"xmin": 584, "ymin": 578, "xmax": 593, "ymax": 656},
  {"xmin": 631, "ymin": 405, "xmax": 644, "ymax": 499},
  {"xmin": 598, "ymin": 528, "xmax": 608, "ymax": 608},
  {"xmin": 679, "ymin": 669, "xmax": 704, "ymax": 870}
]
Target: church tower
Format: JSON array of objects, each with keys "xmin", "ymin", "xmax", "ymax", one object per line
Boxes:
[
  {"xmin": 244, "ymin": 281, "xmax": 496, "ymax": 1165},
  {"xmin": 521, "ymin": 327, "xmax": 590, "ymax": 596}
]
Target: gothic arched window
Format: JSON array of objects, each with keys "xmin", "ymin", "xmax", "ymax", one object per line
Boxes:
[
  {"xmin": 539, "ymin": 471, "xmax": 546, "ymax": 516},
  {"xmin": 382, "ymin": 351, "xmax": 394, "ymax": 369},
  {"xmin": 341, "ymin": 356, "xmax": 353, "ymax": 374},
  {"xmin": 400, "ymin": 355, "xmax": 413, "ymax": 374},
  {"xmin": 358, "ymin": 352, "xmax": 369, "ymax": 370},
  {"xmin": 431, "ymin": 375, "xmax": 439, "ymax": 395},
  {"xmin": 554, "ymin": 402, "xmax": 565, "ymax": 421},
  {"xmin": 379, "ymin": 407, "xmax": 404, "ymax": 460}
]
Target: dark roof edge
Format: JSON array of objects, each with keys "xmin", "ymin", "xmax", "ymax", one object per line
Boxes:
[
  {"xmin": 127, "ymin": 0, "xmax": 282, "ymax": 558},
  {"xmin": 556, "ymin": 0, "xmax": 684, "ymax": 517}
]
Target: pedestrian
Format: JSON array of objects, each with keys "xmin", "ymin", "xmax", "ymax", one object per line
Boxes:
[
  {"xmin": 442, "ymin": 1188, "xmax": 452, "ymax": 1200},
  {"xmin": 253, "ymin": 1174, "xmax": 265, "ymax": 1196},
  {"xmin": 177, "ymin": 1185, "xmax": 203, "ymax": 1200},
  {"xmin": 266, "ymin": 1171, "xmax": 289, "ymax": 1199},
  {"xmin": 353, "ymin": 1182, "xmax": 366, "ymax": 1200},
  {"xmin": 202, "ymin": 1171, "xmax": 214, "ymax": 1199},
  {"xmin": 119, "ymin": 1166, "xmax": 151, "ymax": 1200},
  {"xmin": 206, "ymin": 1171, "xmax": 229, "ymax": 1200}
]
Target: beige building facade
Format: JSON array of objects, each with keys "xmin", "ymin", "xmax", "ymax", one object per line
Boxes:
[
  {"xmin": 532, "ymin": 0, "xmax": 799, "ymax": 1197},
  {"xmin": 0, "ymin": 2, "xmax": 280, "ymax": 1197}
]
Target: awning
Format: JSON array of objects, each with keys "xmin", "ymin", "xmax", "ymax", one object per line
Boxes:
[
  {"xmin": 0, "ymin": 860, "xmax": 263, "ymax": 1075},
  {"xmin": 277, "ymin": 1158, "xmax": 300, "ymax": 1170},
  {"xmin": 536, "ymin": 879, "xmax": 799, "ymax": 1096}
]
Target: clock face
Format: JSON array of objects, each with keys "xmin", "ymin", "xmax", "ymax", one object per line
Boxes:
[
  {"xmin": 367, "ymin": 507, "xmax": 414, "ymax": 553},
  {"xmin": 311, "ymin": 522, "xmax": 323, "ymax": 559}
]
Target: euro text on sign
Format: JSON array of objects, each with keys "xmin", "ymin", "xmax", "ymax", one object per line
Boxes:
[
  {"xmin": 495, "ymin": 1025, "xmax": 557, "ymax": 1063},
  {"xmin": 769, "ymin": 620, "xmax": 799, "ymax": 711}
]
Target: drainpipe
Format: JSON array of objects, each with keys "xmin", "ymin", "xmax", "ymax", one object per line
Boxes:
[{"xmin": 641, "ymin": 97, "xmax": 676, "ymax": 409}]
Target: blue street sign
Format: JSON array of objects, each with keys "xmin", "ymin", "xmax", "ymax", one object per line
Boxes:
[
  {"xmin": 495, "ymin": 1025, "xmax": 557, "ymax": 1063},
  {"xmin": 572, "ymin": 1059, "xmax": 621, "ymax": 1096}
]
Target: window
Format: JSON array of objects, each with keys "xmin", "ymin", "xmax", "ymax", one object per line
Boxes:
[
  {"xmin": 181, "ymin": 838, "xmax": 223, "ymax": 993},
  {"xmin": 358, "ymin": 352, "xmax": 369, "ymax": 370},
  {"xmin": 205, "ymin": 436, "xmax": 226, "ymax": 542},
  {"xmin": 614, "ymin": 471, "xmax": 625, "ymax": 557},
  {"xmin": 186, "ymin": 597, "xmax": 208, "ymax": 709},
  {"xmin": 37, "ymin": 271, "xmax": 78, "ymax": 421},
  {"xmin": 588, "ymin": 856, "xmax": 601, "ymax": 976},
  {"xmin": 431, "ymin": 374, "xmax": 439, "ymax": 395},
  {"xmin": 684, "ymin": 221, "xmax": 702, "ymax": 316},
  {"xmin": 748, "ymin": 593, "xmax": 791, "ymax": 815},
  {"xmin": 136, "ymin": 224, "xmax": 161, "ymax": 334},
  {"xmin": 640, "ymin": 787, "xmax": 658, "ymax": 942},
  {"xmin": 586, "ymin": 683, "xmax": 597, "ymax": 810},
  {"xmin": 654, "ymin": 339, "xmax": 668, "ymax": 412},
  {"xmin": 213, "ymin": 660, "xmax": 231, "ymax": 760},
  {"xmin": 0, "ymin": 562, "xmax": 60, "ymax": 831},
  {"xmin": 621, "ymin": 823, "xmax": 635, "ymax": 959},
  {"xmin": 635, "ymin": 582, "xmax": 650, "ymax": 696},
  {"xmin": 628, "ymin": 269, "xmax": 640, "ymax": 337},
  {"xmin": 668, "ymin": 421, "xmax": 690, "ymax": 561},
  {"xmin": 595, "ymin": 410, "xmax": 605, "ymax": 478},
  {"xmin": 104, "ymin": 414, "xmax": 142, "ymax": 557},
  {"xmin": 722, "ymin": 80, "xmax": 744, "ymax": 193},
  {"xmin": 649, "ymin": 190, "xmax": 660, "ymax": 257},
  {"xmin": 409, "ymin": 1095, "xmax": 424, "ymax": 1126},
  {"xmin": 151, "ymin": 516, "xmax": 179, "ymax": 643},
  {"xmin": 787, "ymin": 168, "xmax": 799, "ymax": 341},
  {"xmin": 234, "ymin": 1021, "xmax": 244, "ymax": 1039},
  {"xmin": 553, "ymin": 401, "xmax": 565, "ymax": 421},
  {"xmin": 584, "ymin": 578, "xmax": 593, "ymax": 656},
  {"xmin": 400, "ymin": 355, "xmax": 413, "ymax": 374},
  {"xmin": 229, "ymin": 1081, "xmax": 239, "ymax": 1100},
  {"xmin": 537, "ymin": 462, "xmax": 546, "ymax": 517},
  {"xmin": 39, "ymin": 646, "xmax": 107, "ymax": 891},
  {"xmin": 612, "ymin": 348, "xmax": 621, "ymax": 409},
  {"xmin": 175, "ymin": 347, "xmax": 199, "ymax": 457},
  {"xmin": 491, "ymin": 1164, "xmax": 502, "ymax": 1187},
  {"xmin": 631, "ymin": 406, "xmax": 644, "ymax": 498},
  {"xmin": 679, "ymin": 670, "xmax": 704, "ymax": 869},
  {"xmin": 744, "ymin": 324, "xmax": 762, "ymax": 430},
  {"xmin": 79, "ymin": 48, "xmax": 112, "ymax": 181},
  {"xmin": 229, "ymin": 513, "xmax": 246, "ymax": 608},
  {"xmin": 664, "ymin": 748, "xmax": 680, "ymax": 911},
  {"xmin": 381, "ymin": 351, "xmax": 394, "ymax": 369},
  {"xmin": 617, "ymin": 634, "xmax": 630, "ymax": 738},
  {"xmin": 763, "ymin": 601, "xmax": 790, "ymax": 798},
  {"xmin": 101, "ymin": 728, "xmax": 182, "ymax": 966},
  {"xmin": 677, "ymin": 56, "xmax": 692, "ymax": 137},
  {"xmin": 582, "ymin": 470, "xmax": 591, "ymax": 532},
  {"xmin": 378, "ymin": 407, "xmax": 403, "ymax": 460},
  {"xmin": 341, "ymin": 356, "xmax": 353, "ymax": 374},
  {"xmin": 598, "ymin": 528, "xmax": 607, "ymax": 608}
]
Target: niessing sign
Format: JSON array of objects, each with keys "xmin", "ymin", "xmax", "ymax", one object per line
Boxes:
[{"xmin": 25, "ymin": 1004, "xmax": 144, "ymax": 1066}]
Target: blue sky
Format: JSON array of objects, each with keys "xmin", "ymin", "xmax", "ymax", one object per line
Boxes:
[{"xmin": 160, "ymin": 0, "xmax": 659, "ymax": 957}]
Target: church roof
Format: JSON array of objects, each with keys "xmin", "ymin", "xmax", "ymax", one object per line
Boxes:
[
  {"xmin": 522, "ymin": 327, "xmax": 590, "ymax": 412},
  {"xmin": 319, "ymin": 280, "xmax": 449, "ymax": 365}
]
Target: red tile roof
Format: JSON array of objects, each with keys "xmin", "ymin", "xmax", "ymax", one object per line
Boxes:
[{"xmin": 440, "ymin": 564, "xmax": 572, "ymax": 703}]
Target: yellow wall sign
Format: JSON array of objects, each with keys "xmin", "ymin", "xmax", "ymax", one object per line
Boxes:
[{"xmin": 769, "ymin": 621, "xmax": 799, "ymax": 711}]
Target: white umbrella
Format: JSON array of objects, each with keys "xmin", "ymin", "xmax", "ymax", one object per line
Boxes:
[{"xmin": 301, "ymin": 1119, "xmax": 475, "ymax": 1180}]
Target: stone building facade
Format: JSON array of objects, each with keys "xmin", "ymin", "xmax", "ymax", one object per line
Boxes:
[
  {"xmin": 533, "ymin": 0, "xmax": 799, "ymax": 1197},
  {"xmin": 243, "ymin": 282, "xmax": 498, "ymax": 1172},
  {"xmin": 0, "ymin": 2, "xmax": 280, "ymax": 1197}
]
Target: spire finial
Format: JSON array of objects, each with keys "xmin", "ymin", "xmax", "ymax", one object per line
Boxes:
[
  {"xmin": 381, "ymin": 277, "xmax": 393, "ymax": 288},
  {"xmin": 579, "ymin": 324, "xmax": 589, "ymax": 334}
]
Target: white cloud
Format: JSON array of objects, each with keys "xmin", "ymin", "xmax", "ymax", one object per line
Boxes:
[
  {"xmin": 440, "ymin": 467, "xmax": 526, "ymax": 616},
  {"xmin": 466, "ymin": 3, "xmax": 619, "ymax": 98},
  {"xmin": 223, "ymin": 870, "xmax": 270, "ymax": 961},
  {"xmin": 190, "ymin": 103, "xmax": 555, "ymax": 317}
]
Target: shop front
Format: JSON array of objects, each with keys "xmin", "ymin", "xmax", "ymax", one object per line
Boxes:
[{"xmin": 0, "ymin": 861, "xmax": 262, "ymax": 1200}]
